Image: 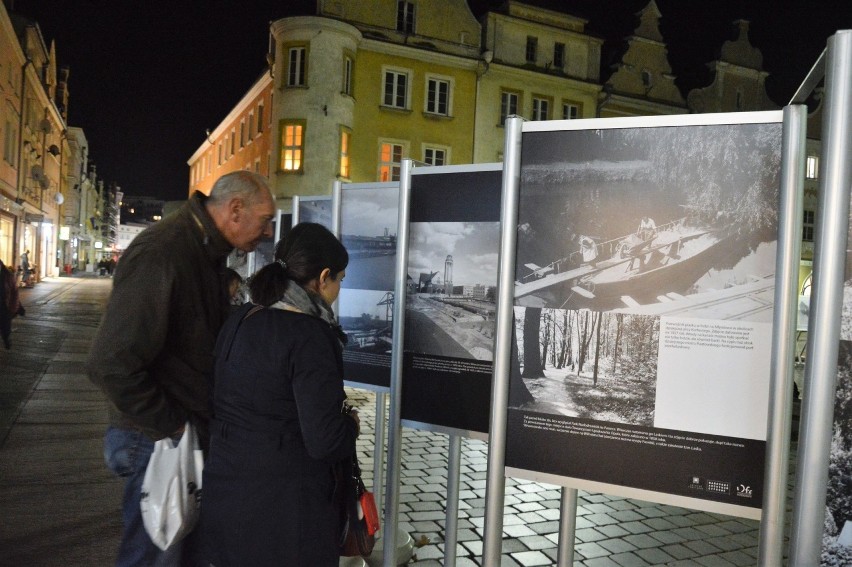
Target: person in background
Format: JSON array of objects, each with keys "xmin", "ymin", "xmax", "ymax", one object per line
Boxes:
[
  {"xmin": 223, "ymin": 267, "xmax": 244, "ymax": 310},
  {"xmin": 202, "ymin": 222, "xmax": 359, "ymax": 567},
  {"xmin": 1, "ymin": 259, "xmax": 24, "ymax": 349},
  {"xmin": 20, "ymin": 249, "xmax": 31, "ymax": 287},
  {"xmin": 87, "ymin": 171, "xmax": 275, "ymax": 567}
]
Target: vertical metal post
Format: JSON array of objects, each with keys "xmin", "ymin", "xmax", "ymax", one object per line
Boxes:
[
  {"xmin": 331, "ymin": 181, "xmax": 342, "ymax": 237},
  {"xmin": 556, "ymin": 488, "xmax": 578, "ymax": 567},
  {"xmin": 373, "ymin": 391, "xmax": 386, "ymax": 524},
  {"xmin": 273, "ymin": 209, "xmax": 284, "ymax": 245},
  {"xmin": 483, "ymin": 116, "xmax": 524, "ymax": 566},
  {"xmin": 383, "ymin": 159, "xmax": 414, "ymax": 567},
  {"xmin": 444, "ymin": 434, "xmax": 462, "ymax": 567},
  {"xmin": 291, "ymin": 195, "xmax": 301, "ymax": 226},
  {"xmin": 790, "ymin": 30, "xmax": 852, "ymax": 566},
  {"xmin": 757, "ymin": 104, "xmax": 806, "ymax": 566},
  {"xmin": 331, "ymin": 181, "xmax": 342, "ymax": 316}
]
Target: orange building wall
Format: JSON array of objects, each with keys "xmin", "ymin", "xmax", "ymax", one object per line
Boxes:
[{"xmin": 188, "ymin": 75, "xmax": 273, "ymax": 197}]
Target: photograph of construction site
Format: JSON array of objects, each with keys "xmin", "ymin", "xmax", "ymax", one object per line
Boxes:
[
  {"xmin": 405, "ymin": 222, "xmax": 499, "ymax": 362},
  {"xmin": 515, "ymin": 120, "xmax": 782, "ymax": 322},
  {"xmin": 338, "ymin": 184, "xmax": 398, "ymax": 387}
]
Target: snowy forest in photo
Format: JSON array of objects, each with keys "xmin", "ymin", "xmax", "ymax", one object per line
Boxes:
[
  {"xmin": 510, "ymin": 306, "xmax": 659, "ymax": 427},
  {"xmin": 822, "ymin": 341, "xmax": 852, "ymax": 565}
]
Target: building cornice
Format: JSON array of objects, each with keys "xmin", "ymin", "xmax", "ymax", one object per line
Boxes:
[{"xmin": 361, "ymin": 38, "xmax": 480, "ymax": 70}]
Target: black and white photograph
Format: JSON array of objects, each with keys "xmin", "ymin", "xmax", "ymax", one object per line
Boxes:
[
  {"xmin": 515, "ymin": 121, "xmax": 782, "ymax": 321},
  {"xmin": 405, "ymin": 222, "xmax": 499, "ymax": 362},
  {"xmin": 509, "ymin": 306, "xmax": 659, "ymax": 427},
  {"xmin": 340, "ymin": 185, "xmax": 398, "ymax": 291},
  {"xmin": 339, "ymin": 288, "xmax": 394, "ymax": 356},
  {"xmin": 821, "ymin": 341, "xmax": 852, "ymax": 565},
  {"xmin": 295, "ymin": 196, "xmax": 332, "ymax": 229}
]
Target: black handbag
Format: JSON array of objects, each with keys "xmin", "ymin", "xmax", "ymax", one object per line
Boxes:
[{"xmin": 336, "ymin": 453, "xmax": 379, "ymax": 557}]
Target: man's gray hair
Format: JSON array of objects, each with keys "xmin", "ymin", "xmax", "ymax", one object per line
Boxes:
[{"xmin": 208, "ymin": 171, "xmax": 272, "ymax": 206}]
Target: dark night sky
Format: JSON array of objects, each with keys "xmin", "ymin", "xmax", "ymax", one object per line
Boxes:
[{"xmin": 6, "ymin": 0, "xmax": 848, "ymax": 202}]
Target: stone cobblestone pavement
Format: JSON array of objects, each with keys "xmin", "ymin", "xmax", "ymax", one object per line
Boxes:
[
  {"xmin": 0, "ymin": 276, "xmax": 793, "ymax": 566},
  {"xmin": 347, "ymin": 388, "xmax": 788, "ymax": 567}
]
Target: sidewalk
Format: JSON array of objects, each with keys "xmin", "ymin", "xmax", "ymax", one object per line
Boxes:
[{"xmin": 0, "ymin": 276, "xmax": 794, "ymax": 566}]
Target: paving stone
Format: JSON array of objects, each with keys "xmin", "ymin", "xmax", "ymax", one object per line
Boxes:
[
  {"xmin": 619, "ymin": 521, "xmax": 654, "ymax": 535},
  {"xmin": 576, "ymin": 528, "xmax": 608, "ymax": 543},
  {"xmin": 586, "ymin": 513, "xmax": 621, "ymax": 526},
  {"xmin": 598, "ymin": 537, "xmax": 638, "ymax": 554},
  {"xmin": 694, "ymin": 555, "xmax": 737, "ymax": 566},
  {"xmin": 623, "ymin": 533, "xmax": 664, "ymax": 549},
  {"xmin": 684, "ymin": 538, "xmax": 723, "ymax": 555},
  {"xmin": 633, "ymin": 546, "xmax": 677, "ymax": 564},
  {"xmin": 609, "ymin": 551, "xmax": 653, "ymax": 566},
  {"xmin": 610, "ymin": 509, "xmax": 645, "ymax": 522},
  {"xmin": 503, "ymin": 524, "xmax": 538, "ymax": 538},
  {"xmin": 661, "ymin": 543, "xmax": 700, "ymax": 560},
  {"xmin": 576, "ymin": 541, "xmax": 611, "ymax": 559},
  {"xmin": 647, "ymin": 530, "xmax": 686, "ymax": 545},
  {"xmin": 646, "ymin": 517, "xmax": 682, "ymax": 531},
  {"xmin": 516, "ymin": 535, "xmax": 553, "ymax": 551},
  {"xmin": 582, "ymin": 557, "xmax": 623, "ymax": 567},
  {"xmin": 695, "ymin": 524, "xmax": 731, "ymax": 537},
  {"xmin": 718, "ymin": 550, "xmax": 756, "ymax": 566},
  {"xmin": 597, "ymin": 524, "xmax": 630, "ymax": 539},
  {"xmin": 510, "ymin": 550, "xmax": 552, "ymax": 566}
]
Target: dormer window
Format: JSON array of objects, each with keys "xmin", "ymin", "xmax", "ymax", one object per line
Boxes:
[
  {"xmin": 526, "ymin": 36, "xmax": 538, "ymax": 64},
  {"xmin": 397, "ymin": 1, "xmax": 415, "ymax": 34}
]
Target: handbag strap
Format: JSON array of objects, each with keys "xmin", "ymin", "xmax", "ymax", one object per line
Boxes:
[{"xmin": 221, "ymin": 304, "xmax": 265, "ymax": 361}]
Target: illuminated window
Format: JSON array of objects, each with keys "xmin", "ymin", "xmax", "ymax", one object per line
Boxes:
[
  {"xmin": 342, "ymin": 55, "xmax": 353, "ymax": 96},
  {"xmin": 803, "ymin": 210, "xmax": 815, "ymax": 242},
  {"xmin": 383, "ymin": 70, "xmax": 409, "ymax": 109},
  {"xmin": 525, "ymin": 36, "xmax": 537, "ymax": 64},
  {"xmin": 379, "ymin": 142, "xmax": 404, "ymax": 182},
  {"xmin": 562, "ymin": 103, "xmax": 579, "ymax": 120},
  {"xmin": 500, "ymin": 91, "xmax": 519, "ymax": 125},
  {"xmin": 553, "ymin": 43, "xmax": 565, "ymax": 70},
  {"xmin": 532, "ymin": 97, "xmax": 550, "ymax": 121},
  {"xmin": 806, "ymin": 155, "xmax": 819, "ymax": 179},
  {"xmin": 425, "ymin": 77, "xmax": 450, "ymax": 115},
  {"xmin": 424, "ymin": 147, "xmax": 446, "ymax": 166},
  {"xmin": 287, "ymin": 46, "xmax": 307, "ymax": 87},
  {"xmin": 339, "ymin": 127, "xmax": 351, "ymax": 178},
  {"xmin": 397, "ymin": 1, "xmax": 415, "ymax": 33},
  {"xmin": 280, "ymin": 121, "xmax": 305, "ymax": 172}
]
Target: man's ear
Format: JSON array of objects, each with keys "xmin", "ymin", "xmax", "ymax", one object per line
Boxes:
[
  {"xmin": 318, "ymin": 267, "xmax": 332, "ymax": 287},
  {"xmin": 228, "ymin": 196, "xmax": 244, "ymax": 221}
]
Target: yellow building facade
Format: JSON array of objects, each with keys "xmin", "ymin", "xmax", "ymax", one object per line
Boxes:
[{"xmin": 189, "ymin": 0, "xmax": 784, "ymax": 214}]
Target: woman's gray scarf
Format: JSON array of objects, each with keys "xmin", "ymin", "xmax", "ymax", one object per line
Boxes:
[{"xmin": 270, "ymin": 282, "xmax": 347, "ymax": 344}]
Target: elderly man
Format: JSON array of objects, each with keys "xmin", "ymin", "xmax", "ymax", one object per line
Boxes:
[{"xmin": 88, "ymin": 171, "xmax": 275, "ymax": 567}]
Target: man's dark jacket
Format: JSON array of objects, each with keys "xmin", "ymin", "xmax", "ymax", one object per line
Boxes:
[{"xmin": 88, "ymin": 192, "xmax": 232, "ymax": 445}]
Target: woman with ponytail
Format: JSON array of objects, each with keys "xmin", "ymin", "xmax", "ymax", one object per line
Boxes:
[{"xmin": 202, "ymin": 223, "xmax": 358, "ymax": 566}]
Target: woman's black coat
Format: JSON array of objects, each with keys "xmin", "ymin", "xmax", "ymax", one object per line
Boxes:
[{"xmin": 202, "ymin": 303, "xmax": 357, "ymax": 566}]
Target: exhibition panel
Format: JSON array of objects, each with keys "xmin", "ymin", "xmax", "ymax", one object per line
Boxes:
[{"xmin": 401, "ymin": 163, "xmax": 502, "ymax": 438}]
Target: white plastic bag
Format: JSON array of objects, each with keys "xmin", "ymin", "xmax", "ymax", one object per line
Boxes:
[{"xmin": 140, "ymin": 420, "xmax": 204, "ymax": 550}]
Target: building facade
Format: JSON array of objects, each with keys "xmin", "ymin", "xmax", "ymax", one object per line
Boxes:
[
  {"xmin": 187, "ymin": 72, "xmax": 273, "ymax": 199},
  {"xmin": 188, "ymin": 0, "xmax": 786, "ymax": 214}
]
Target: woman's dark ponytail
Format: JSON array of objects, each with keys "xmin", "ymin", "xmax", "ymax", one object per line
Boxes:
[{"xmin": 249, "ymin": 223, "xmax": 348, "ymax": 307}]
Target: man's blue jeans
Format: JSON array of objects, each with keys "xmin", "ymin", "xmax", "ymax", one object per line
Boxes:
[{"xmin": 104, "ymin": 426, "xmax": 190, "ymax": 567}]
